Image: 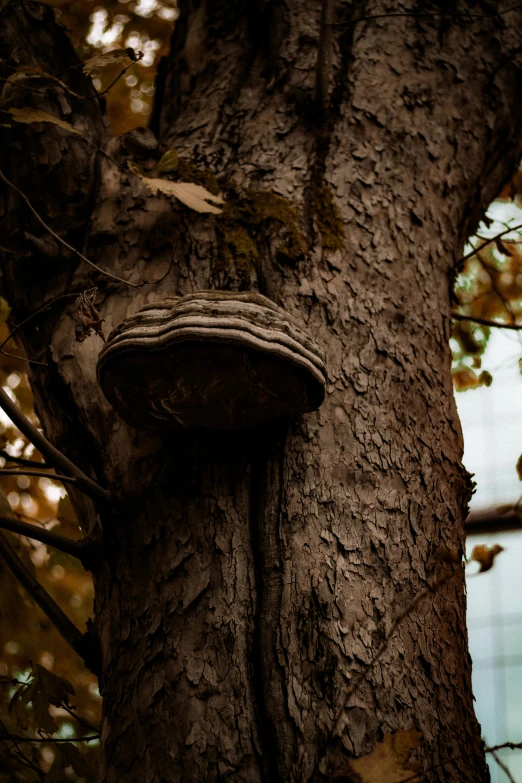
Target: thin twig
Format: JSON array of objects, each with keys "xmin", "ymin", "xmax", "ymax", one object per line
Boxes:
[
  {"xmin": 486, "ymin": 741, "xmax": 522, "ymax": 753},
  {"xmin": 0, "ymin": 514, "xmax": 84, "ymax": 560},
  {"xmin": 0, "ymin": 531, "xmax": 86, "ymax": 661},
  {"xmin": 476, "ymin": 255, "xmax": 517, "ymax": 323},
  {"xmin": 0, "ymin": 168, "xmax": 137, "ymax": 289},
  {"xmin": 308, "ymin": 568, "xmax": 456, "ymax": 781},
  {"xmin": 0, "ymin": 719, "xmax": 45, "ymax": 780},
  {"xmin": 0, "ymin": 468, "xmax": 79, "ymax": 484},
  {"xmin": 451, "ymin": 312, "xmax": 522, "ymax": 330},
  {"xmin": 0, "ymin": 733, "xmax": 100, "ymax": 744},
  {"xmin": 0, "ymin": 387, "xmax": 112, "ymax": 507},
  {"xmin": 0, "ymin": 290, "xmax": 95, "ymax": 355},
  {"xmin": 489, "ymin": 749, "xmax": 516, "ymax": 783},
  {"xmin": 0, "ymin": 450, "xmax": 47, "ymax": 468},
  {"xmin": 0, "ymin": 348, "xmax": 47, "ymax": 366},
  {"xmin": 457, "ymin": 222, "xmax": 522, "ymax": 267},
  {"xmin": 82, "ymin": 53, "xmax": 144, "ymax": 104},
  {"xmin": 60, "ymin": 702, "xmax": 99, "ymax": 734}
]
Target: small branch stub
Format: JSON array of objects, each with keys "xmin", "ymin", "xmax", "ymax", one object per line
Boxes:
[{"xmin": 97, "ymin": 291, "xmax": 327, "ymax": 430}]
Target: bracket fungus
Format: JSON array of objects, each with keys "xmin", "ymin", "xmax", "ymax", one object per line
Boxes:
[{"xmin": 97, "ymin": 291, "xmax": 327, "ymax": 430}]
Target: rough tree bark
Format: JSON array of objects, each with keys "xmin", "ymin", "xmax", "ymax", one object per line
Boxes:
[{"xmin": 2, "ymin": 1, "xmax": 522, "ymax": 780}]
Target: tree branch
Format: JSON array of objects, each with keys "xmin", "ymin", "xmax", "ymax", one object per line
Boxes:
[
  {"xmin": 0, "ymin": 531, "xmax": 95, "ymax": 671},
  {"xmin": 0, "ymin": 387, "xmax": 112, "ymax": 507},
  {"xmin": 457, "ymin": 221, "xmax": 522, "ymax": 267},
  {"xmin": 0, "ymin": 514, "xmax": 84, "ymax": 560},
  {"xmin": 451, "ymin": 312, "xmax": 522, "ymax": 330},
  {"xmin": 0, "ymin": 167, "xmax": 138, "ymax": 289},
  {"xmin": 0, "ymin": 468, "xmax": 79, "ymax": 484},
  {"xmin": 0, "ymin": 449, "xmax": 48, "ymax": 468}
]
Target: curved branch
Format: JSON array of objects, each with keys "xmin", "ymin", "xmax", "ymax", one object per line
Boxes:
[
  {"xmin": 451, "ymin": 312, "xmax": 522, "ymax": 330},
  {"xmin": 0, "ymin": 387, "xmax": 112, "ymax": 507},
  {"xmin": 0, "ymin": 514, "xmax": 84, "ymax": 560},
  {"xmin": 0, "ymin": 449, "xmax": 48, "ymax": 468},
  {"xmin": 0, "ymin": 468, "xmax": 79, "ymax": 484},
  {"xmin": 0, "ymin": 531, "xmax": 88, "ymax": 664}
]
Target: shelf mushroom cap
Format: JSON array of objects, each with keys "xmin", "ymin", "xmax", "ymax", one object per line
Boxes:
[{"xmin": 96, "ymin": 290, "xmax": 327, "ymax": 431}]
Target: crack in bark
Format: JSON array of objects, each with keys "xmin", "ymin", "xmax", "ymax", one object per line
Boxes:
[{"xmin": 250, "ymin": 420, "xmax": 295, "ymax": 782}]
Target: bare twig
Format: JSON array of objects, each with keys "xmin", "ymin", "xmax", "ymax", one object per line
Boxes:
[
  {"xmin": 457, "ymin": 222, "xmax": 522, "ymax": 267},
  {"xmin": 486, "ymin": 741, "xmax": 522, "ymax": 753},
  {"xmin": 0, "ymin": 348, "xmax": 47, "ymax": 366},
  {"xmin": 0, "ymin": 290, "xmax": 95, "ymax": 355},
  {"xmin": 0, "ymin": 449, "xmax": 47, "ymax": 468},
  {"xmin": 0, "ymin": 733, "xmax": 100, "ymax": 744},
  {"xmin": 489, "ymin": 748, "xmax": 516, "ymax": 783},
  {"xmin": 0, "ymin": 168, "xmax": 138, "ymax": 288},
  {"xmin": 83, "ymin": 52, "xmax": 144, "ymax": 104},
  {"xmin": 0, "ymin": 514, "xmax": 84, "ymax": 560},
  {"xmin": 0, "ymin": 531, "xmax": 87, "ymax": 663},
  {"xmin": 0, "ymin": 468, "xmax": 79, "ymax": 484},
  {"xmin": 0, "ymin": 719, "xmax": 45, "ymax": 780},
  {"xmin": 60, "ymin": 702, "xmax": 99, "ymax": 734},
  {"xmin": 0, "ymin": 387, "xmax": 112, "ymax": 507},
  {"xmin": 451, "ymin": 312, "xmax": 522, "ymax": 330},
  {"xmin": 309, "ymin": 568, "xmax": 456, "ymax": 781}
]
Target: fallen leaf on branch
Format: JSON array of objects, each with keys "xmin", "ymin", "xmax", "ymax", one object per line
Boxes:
[
  {"xmin": 72, "ymin": 290, "xmax": 105, "ymax": 343},
  {"xmin": 139, "ymin": 176, "xmax": 224, "ymax": 214},
  {"xmin": 9, "ymin": 107, "xmax": 83, "ymax": 136},
  {"xmin": 82, "ymin": 48, "xmax": 142, "ymax": 75},
  {"xmin": 470, "ymin": 543, "xmax": 504, "ymax": 573},
  {"xmin": 346, "ymin": 729, "xmax": 423, "ymax": 783}
]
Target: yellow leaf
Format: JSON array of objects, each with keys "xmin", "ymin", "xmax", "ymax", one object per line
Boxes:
[
  {"xmin": 9, "ymin": 107, "xmax": 83, "ymax": 136},
  {"xmin": 82, "ymin": 48, "xmax": 141, "ymax": 75},
  {"xmin": 347, "ymin": 729, "xmax": 423, "ymax": 783},
  {"xmin": 470, "ymin": 543, "xmax": 504, "ymax": 574},
  {"xmin": 157, "ymin": 149, "xmax": 179, "ymax": 173},
  {"xmin": 139, "ymin": 176, "xmax": 224, "ymax": 214}
]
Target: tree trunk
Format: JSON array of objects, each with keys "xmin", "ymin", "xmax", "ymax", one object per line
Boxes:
[{"xmin": 2, "ymin": 1, "xmax": 522, "ymax": 780}]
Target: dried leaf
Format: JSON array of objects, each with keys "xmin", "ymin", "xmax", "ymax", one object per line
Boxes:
[
  {"xmin": 9, "ymin": 107, "xmax": 83, "ymax": 136},
  {"xmin": 82, "ymin": 47, "xmax": 141, "ymax": 75},
  {"xmin": 20, "ymin": 664, "xmax": 75, "ymax": 734},
  {"xmin": 46, "ymin": 747, "xmax": 67, "ymax": 783},
  {"xmin": 6, "ymin": 65, "xmax": 80, "ymax": 97},
  {"xmin": 157, "ymin": 150, "xmax": 179, "ymax": 173},
  {"xmin": 347, "ymin": 729, "xmax": 423, "ymax": 783},
  {"xmin": 470, "ymin": 543, "xmax": 504, "ymax": 574},
  {"xmin": 139, "ymin": 176, "xmax": 224, "ymax": 214},
  {"xmin": 496, "ymin": 504, "xmax": 514, "ymax": 515},
  {"xmin": 58, "ymin": 742, "xmax": 94, "ymax": 782},
  {"xmin": 495, "ymin": 237, "xmax": 513, "ymax": 256},
  {"xmin": 72, "ymin": 290, "xmax": 105, "ymax": 343}
]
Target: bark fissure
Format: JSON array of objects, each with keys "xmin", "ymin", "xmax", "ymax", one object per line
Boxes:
[{"xmin": 250, "ymin": 421, "xmax": 295, "ymax": 781}]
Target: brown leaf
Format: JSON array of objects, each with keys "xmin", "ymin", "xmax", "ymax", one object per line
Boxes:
[
  {"xmin": 470, "ymin": 543, "xmax": 504, "ymax": 574},
  {"xmin": 9, "ymin": 107, "xmax": 83, "ymax": 136},
  {"xmin": 82, "ymin": 48, "xmax": 142, "ymax": 75},
  {"xmin": 139, "ymin": 176, "xmax": 224, "ymax": 213},
  {"xmin": 72, "ymin": 290, "xmax": 105, "ymax": 344},
  {"xmin": 346, "ymin": 729, "xmax": 423, "ymax": 783}
]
